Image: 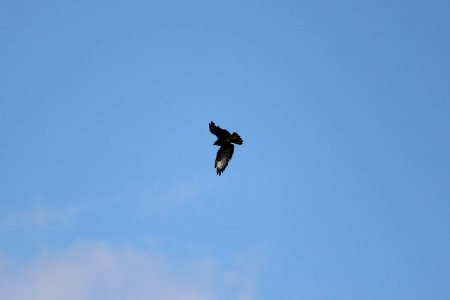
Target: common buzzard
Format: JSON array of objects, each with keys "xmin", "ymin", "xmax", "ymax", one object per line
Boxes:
[{"xmin": 209, "ymin": 121, "xmax": 243, "ymax": 175}]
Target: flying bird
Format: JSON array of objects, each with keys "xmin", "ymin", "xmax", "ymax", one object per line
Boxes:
[{"xmin": 209, "ymin": 121, "xmax": 243, "ymax": 175}]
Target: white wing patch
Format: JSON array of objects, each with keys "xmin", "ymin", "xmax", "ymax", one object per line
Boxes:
[{"xmin": 216, "ymin": 158, "xmax": 227, "ymax": 170}]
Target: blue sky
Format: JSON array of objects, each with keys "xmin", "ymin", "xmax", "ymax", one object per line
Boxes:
[{"xmin": 1, "ymin": 0, "xmax": 449, "ymax": 299}]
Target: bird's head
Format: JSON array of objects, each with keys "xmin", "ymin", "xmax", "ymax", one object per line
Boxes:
[{"xmin": 213, "ymin": 140, "xmax": 220, "ymax": 146}]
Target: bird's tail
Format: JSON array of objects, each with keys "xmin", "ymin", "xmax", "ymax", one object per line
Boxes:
[{"xmin": 229, "ymin": 132, "xmax": 243, "ymax": 145}]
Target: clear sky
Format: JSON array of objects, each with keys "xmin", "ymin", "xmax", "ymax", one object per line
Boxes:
[{"xmin": 1, "ymin": 0, "xmax": 449, "ymax": 299}]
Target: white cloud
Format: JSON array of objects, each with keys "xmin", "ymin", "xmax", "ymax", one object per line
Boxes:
[{"xmin": 0, "ymin": 243, "xmax": 257, "ymax": 300}]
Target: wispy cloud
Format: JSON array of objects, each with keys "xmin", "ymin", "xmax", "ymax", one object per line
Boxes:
[
  {"xmin": 118, "ymin": 178, "xmax": 211, "ymax": 213},
  {"xmin": 0, "ymin": 243, "xmax": 257, "ymax": 300},
  {"xmin": 1, "ymin": 178, "xmax": 211, "ymax": 232},
  {"xmin": 0, "ymin": 205, "xmax": 82, "ymax": 231}
]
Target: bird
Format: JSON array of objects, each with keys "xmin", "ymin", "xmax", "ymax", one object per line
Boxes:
[{"xmin": 209, "ymin": 121, "xmax": 243, "ymax": 175}]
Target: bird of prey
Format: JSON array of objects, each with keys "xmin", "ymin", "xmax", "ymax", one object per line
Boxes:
[{"xmin": 209, "ymin": 121, "xmax": 243, "ymax": 175}]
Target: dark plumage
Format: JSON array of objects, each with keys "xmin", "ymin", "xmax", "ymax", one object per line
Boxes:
[{"xmin": 209, "ymin": 121, "xmax": 243, "ymax": 175}]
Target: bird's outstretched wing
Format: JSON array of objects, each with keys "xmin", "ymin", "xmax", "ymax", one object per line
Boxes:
[
  {"xmin": 209, "ymin": 121, "xmax": 230, "ymax": 139},
  {"xmin": 215, "ymin": 144, "xmax": 234, "ymax": 175},
  {"xmin": 229, "ymin": 132, "xmax": 243, "ymax": 145}
]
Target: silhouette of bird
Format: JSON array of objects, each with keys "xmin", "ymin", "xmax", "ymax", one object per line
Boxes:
[{"xmin": 209, "ymin": 121, "xmax": 243, "ymax": 175}]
